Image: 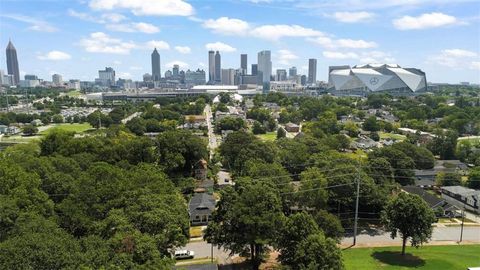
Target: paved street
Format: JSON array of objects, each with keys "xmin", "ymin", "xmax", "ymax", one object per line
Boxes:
[
  {"xmin": 204, "ymin": 104, "xmax": 217, "ymax": 160},
  {"xmin": 181, "ymin": 226, "xmax": 480, "ymax": 264}
]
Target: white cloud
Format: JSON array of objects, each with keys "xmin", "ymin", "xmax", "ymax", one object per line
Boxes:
[
  {"xmin": 38, "ymin": 51, "xmax": 72, "ymax": 60},
  {"xmin": 332, "ymin": 11, "xmax": 375, "ymax": 23},
  {"xmin": 106, "ymin": 22, "xmax": 159, "ymax": 33},
  {"xmin": 336, "ymin": 39, "xmax": 377, "ymax": 49},
  {"xmin": 323, "ymin": 51, "xmax": 359, "ymax": 59},
  {"xmin": 175, "ymin": 46, "xmax": 191, "ymax": 54},
  {"xmin": 2, "ymin": 14, "xmax": 57, "ymax": 32},
  {"xmin": 203, "ymin": 17, "xmax": 250, "ymax": 35},
  {"xmin": 309, "ymin": 36, "xmax": 377, "ymax": 49},
  {"xmin": 251, "ymin": 24, "xmax": 323, "ymax": 40},
  {"xmin": 113, "ymin": 60, "xmax": 122, "ymax": 65},
  {"xmin": 470, "ymin": 61, "xmax": 480, "ymax": 70},
  {"xmin": 393, "ymin": 12, "xmax": 457, "ymax": 30},
  {"xmin": 79, "ymin": 32, "xmax": 136, "ymax": 54},
  {"xmin": 89, "ymin": 0, "xmax": 194, "ymax": 16},
  {"xmin": 428, "ymin": 48, "xmax": 479, "ymax": 68},
  {"xmin": 205, "ymin": 42, "xmax": 237, "ymax": 52},
  {"xmin": 117, "ymin": 72, "xmax": 132, "ymax": 78},
  {"xmin": 165, "ymin": 61, "xmax": 189, "ymax": 69},
  {"xmin": 68, "ymin": 9, "xmax": 102, "ymax": 23},
  {"xmin": 101, "ymin": 13, "xmax": 126, "ymax": 23},
  {"xmin": 443, "ymin": 49, "xmax": 477, "ymax": 57},
  {"xmin": 277, "ymin": 49, "xmax": 298, "ymax": 65},
  {"xmin": 145, "ymin": 40, "xmax": 170, "ymax": 50}
]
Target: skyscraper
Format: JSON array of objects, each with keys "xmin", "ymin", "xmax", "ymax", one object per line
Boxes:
[
  {"xmin": 52, "ymin": 74, "xmax": 63, "ymax": 86},
  {"xmin": 241, "ymin": 54, "xmax": 247, "ymax": 75},
  {"xmin": 251, "ymin": 64, "xmax": 258, "ymax": 76},
  {"xmin": 308, "ymin": 58, "xmax": 317, "ymax": 84},
  {"xmin": 214, "ymin": 51, "xmax": 221, "ymax": 83},
  {"xmin": 289, "ymin": 66, "xmax": 297, "ymax": 78},
  {"xmin": 208, "ymin": 50, "xmax": 215, "ymax": 83},
  {"xmin": 276, "ymin": 69, "xmax": 287, "ymax": 81},
  {"xmin": 5, "ymin": 40, "xmax": 20, "ymax": 85},
  {"xmin": 151, "ymin": 48, "xmax": 161, "ymax": 81},
  {"xmin": 257, "ymin": 50, "xmax": 272, "ymax": 92},
  {"xmin": 173, "ymin": 64, "xmax": 179, "ymax": 77},
  {"xmin": 97, "ymin": 67, "xmax": 116, "ymax": 87}
]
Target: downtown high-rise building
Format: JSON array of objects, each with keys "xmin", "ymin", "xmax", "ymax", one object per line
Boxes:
[
  {"xmin": 308, "ymin": 58, "xmax": 317, "ymax": 84},
  {"xmin": 240, "ymin": 54, "xmax": 247, "ymax": 75},
  {"xmin": 5, "ymin": 40, "xmax": 20, "ymax": 85},
  {"xmin": 257, "ymin": 50, "xmax": 272, "ymax": 92},
  {"xmin": 221, "ymin": 68, "xmax": 235, "ymax": 85},
  {"xmin": 214, "ymin": 51, "xmax": 221, "ymax": 83},
  {"xmin": 151, "ymin": 48, "xmax": 161, "ymax": 81},
  {"xmin": 289, "ymin": 66, "xmax": 297, "ymax": 78},
  {"xmin": 52, "ymin": 74, "xmax": 63, "ymax": 86},
  {"xmin": 97, "ymin": 67, "xmax": 116, "ymax": 87},
  {"xmin": 251, "ymin": 64, "xmax": 258, "ymax": 76},
  {"xmin": 276, "ymin": 69, "xmax": 287, "ymax": 81},
  {"xmin": 208, "ymin": 50, "xmax": 215, "ymax": 83}
]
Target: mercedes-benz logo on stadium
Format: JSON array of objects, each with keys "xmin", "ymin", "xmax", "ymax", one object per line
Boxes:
[{"xmin": 370, "ymin": 77, "xmax": 379, "ymax": 85}]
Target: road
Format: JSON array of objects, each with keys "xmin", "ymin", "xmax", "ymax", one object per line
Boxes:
[
  {"xmin": 204, "ymin": 104, "xmax": 217, "ymax": 160},
  {"xmin": 121, "ymin": 111, "xmax": 142, "ymax": 124},
  {"xmin": 182, "ymin": 226, "xmax": 480, "ymax": 264}
]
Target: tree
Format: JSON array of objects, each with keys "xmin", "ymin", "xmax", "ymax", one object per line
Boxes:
[
  {"xmin": 436, "ymin": 172, "xmax": 462, "ymax": 186},
  {"xmin": 392, "ymin": 142, "xmax": 435, "ymax": 169},
  {"xmin": 293, "ymin": 232, "xmax": 344, "ymax": 270},
  {"xmin": 363, "ymin": 116, "xmax": 380, "ymax": 132},
  {"xmin": 215, "ymin": 116, "xmax": 245, "ymax": 133},
  {"xmin": 313, "ymin": 209, "xmax": 344, "ymax": 242},
  {"xmin": 204, "ymin": 182, "xmax": 284, "ymax": 270},
  {"xmin": 126, "ymin": 117, "xmax": 146, "ymax": 136},
  {"xmin": 276, "ymin": 212, "xmax": 320, "ymax": 267},
  {"xmin": 252, "ymin": 121, "xmax": 266, "ymax": 134},
  {"xmin": 52, "ymin": 114, "xmax": 64, "ymax": 123},
  {"xmin": 22, "ymin": 124, "xmax": 38, "ymax": 136},
  {"xmin": 276, "ymin": 127, "xmax": 286, "ymax": 139},
  {"xmin": 466, "ymin": 167, "xmax": 480, "ymax": 189},
  {"xmin": 87, "ymin": 110, "xmax": 113, "ymax": 129},
  {"xmin": 297, "ymin": 168, "xmax": 328, "ymax": 209},
  {"xmin": 381, "ymin": 192, "xmax": 436, "ymax": 255},
  {"xmin": 427, "ymin": 130, "xmax": 458, "ymax": 160}
]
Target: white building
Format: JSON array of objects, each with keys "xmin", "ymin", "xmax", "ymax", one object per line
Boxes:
[
  {"xmin": 68, "ymin": 80, "xmax": 81, "ymax": 90},
  {"xmin": 52, "ymin": 74, "xmax": 63, "ymax": 86},
  {"xmin": 19, "ymin": 79, "xmax": 40, "ymax": 88},
  {"xmin": 96, "ymin": 67, "xmax": 116, "ymax": 86},
  {"xmin": 328, "ymin": 64, "xmax": 427, "ymax": 96}
]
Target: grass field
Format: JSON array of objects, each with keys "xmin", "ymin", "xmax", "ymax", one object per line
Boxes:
[
  {"xmin": 65, "ymin": 90, "xmax": 83, "ymax": 97},
  {"xmin": 379, "ymin": 132, "xmax": 407, "ymax": 141},
  {"xmin": 39, "ymin": 123, "xmax": 93, "ymax": 135},
  {"xmin": 343, "ymin": 245, "xmax": 480, "ymax": 270},
  {"xmin": 256, "ymin": 131, "xmax": 277, "ymax": 141}
]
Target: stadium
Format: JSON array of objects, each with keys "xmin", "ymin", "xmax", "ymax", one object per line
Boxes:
[{"xmin": 328, "ymin": 64, "xmax": 427, "ymax": 96}]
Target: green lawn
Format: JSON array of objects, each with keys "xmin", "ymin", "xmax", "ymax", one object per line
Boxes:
[
  {"xmin": 256, "ymin": 131, "xmax": 277, "ymax": 141},
  {"xmin": 343, "ymin": 245, "xmax": 480, "ymax": 270},
  {"xmin": 40, "ymin": 123, "xmax": 93, "ymax": 135},
  {"xmin": 65, "ymin": 90, "xmax": 82, "ymax": 97},
  {"xmin": 379, "ymin": 132, "xmax": 407, "ymax": 141}
]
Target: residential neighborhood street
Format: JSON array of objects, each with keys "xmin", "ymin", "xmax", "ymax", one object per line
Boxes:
[
  {"xmin": 180, "ymin": 226, "xmax": 480, "ymax": 265},
  {"xmin": 204, "ymin": 104, "xmax": 217, "ymax": 159}
]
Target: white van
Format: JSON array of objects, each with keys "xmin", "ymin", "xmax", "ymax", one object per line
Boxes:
[{"xmin": 174, "ymin": 250, "xmax": 195, "ymax": 260}]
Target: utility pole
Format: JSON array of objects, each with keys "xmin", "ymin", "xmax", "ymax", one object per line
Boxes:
[
  {"xmin": 459, "ymin": 202, "xmax": 466, "ymax": 242},
  {"xmin": 353, "ymin": 166, "xmax": 360, "ymax": 246}
]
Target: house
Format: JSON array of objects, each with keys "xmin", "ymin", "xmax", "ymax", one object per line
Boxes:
[
  {"xmin": 414, "ymin": 160, "xmax": 469, "ymax": 186},
  {"xmin": 441, "ymin": 186, "xmax": 480, "ymax": 214},
  {"xmin": 403, "ymin": 186, "xmax": 459, "ymax": 217},
  {"xmin": 284, "ymin": 122, "xmax": 300, "ymax": 133},
  {"xmin": 189, "ymin": 192, "xmax": 215, "ymax": 225},
  {"xmin": 194, "ymin": 159, "xmax": 208, "ymax": 181},
  {"xmin": 184, "ymin": 115, "xmax": 207, "ymax": 129},
  {"xmin": 0, "ymin": 125, "xmax": 8, "ymax": 134},
  {"xmin": 6, "ymin": 126, "xmax": 20, "ymax": 135},
  {"xmin": 351, "ymin": 136, "xmax": 377, "ymax": 150}
]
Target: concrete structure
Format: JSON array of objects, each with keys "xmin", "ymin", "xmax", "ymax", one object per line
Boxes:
[
  {"xmin": 276, "ymin": 69, "xmax": 287, "ymax": 81},
  {"xmin": 221, "ymin": 69, "xmax": 235, "ymax": 85},
  {"xmin": 19, "ymin": 79, "xmax": 39, "ymax": 88},
  {"xmin": 308, "ymin": 58, "xmax": 317, "ymax": 84},
  {"xmin": 96, "ymin": 67, "xmax": 116, "ymax": 87},
  {"xmin": 52, "ymin": 74, "xmax": 63, "ymax": 86},
  {"xmin": 251, "ymin": 64, "xmax": 258, "ymax": 76},
  {"xmin": 289, "ymin": 66, "xmax": 297, "ymax": 79},
  {"xmin": 328, "ymin": 64, "xmax": 427, "ymax": 96},
  {"xmin": 257, "ymin": 50, "xmax": 272, "ymax": 92},
  {"xmin": 214, "ymin": 51, "xmax": 221, "ymax": 83},
  {"xmin": 5, "ymin": 40, "xmax": 20, "ymax": 85},
  {"xmin": 151, "ymin": 48, "xmax": 161, "ymax": 81},
  {"xmin": 208, "ymin": 50, "xmax": 215, "ymax": 83},
  {"xmin": 185, "ymin": 69, "xmax": 206, "ymax": 86},
  {"xmin": 241, "ymin": 54, "xmax": 247, "ymax": 75}
]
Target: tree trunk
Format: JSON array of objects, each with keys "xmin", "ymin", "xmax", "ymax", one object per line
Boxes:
[
  {"xmin": 250, "ymin": 243, "xmax": 255, "ymax": 269},
  {"xmin": 401, "ymin": 237, "xmax": 407, "ymax": 255}
]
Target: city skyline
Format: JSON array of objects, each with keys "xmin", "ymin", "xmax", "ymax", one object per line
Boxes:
[{"xmin": 0, "ymin": 0, "xmax": 479, "ymax": 83}]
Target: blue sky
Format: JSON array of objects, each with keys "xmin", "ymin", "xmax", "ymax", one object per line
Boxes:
[{"xmin": 0, "ymin": 0, "xmax": 479, "ymax": 83}]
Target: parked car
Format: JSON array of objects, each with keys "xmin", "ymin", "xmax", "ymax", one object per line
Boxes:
[{"xmin": 174, "ymin": 250, "xmax": 195, "ymax": 260}]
